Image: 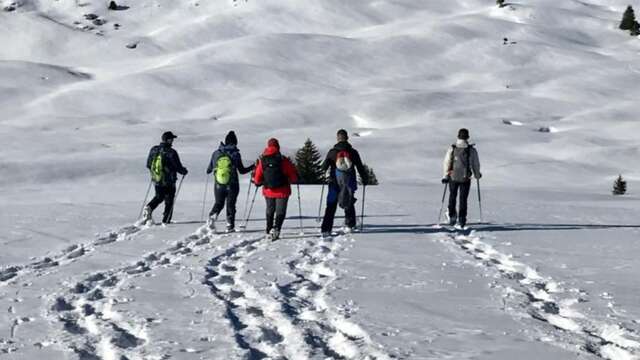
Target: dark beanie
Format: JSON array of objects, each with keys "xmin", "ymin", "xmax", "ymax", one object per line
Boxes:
[
  {"xmin": 458, "ymin": 128, "xmax": 470, "ymax": 140},
  {"xmin": 225, "ymin": 131, "xmax": 238, "ymax": 146},
  {"xmin": 337, "ymin": 129, "xmax": 348, "ymax": 141},
  {"xmin": 267, "ymin": 138, "xmax": 280, "ymax": 149}
]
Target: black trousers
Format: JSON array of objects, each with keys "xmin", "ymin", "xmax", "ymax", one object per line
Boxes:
[
  {"xmin": 265, "ymin": 197, "xmax": 288, "ymax": 233},
  {"xmin": 448, "ymin": 180, "xmax": 471, "ymax": 225},
  {"xmin": 209, "ymin": 182, "xmax": 240, "ymax": 228},
  {"xmin": 147, "ymin": 184, "xmax": 176, "ymax": 223},
  {"xmin": 321, "ymin": 200, "xmax": 357, "ymax": 233}
]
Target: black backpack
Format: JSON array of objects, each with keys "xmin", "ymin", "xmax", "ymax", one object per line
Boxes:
[{"xmin": 262, "ymin": 154, "xmax": 287, "ymax": 189}]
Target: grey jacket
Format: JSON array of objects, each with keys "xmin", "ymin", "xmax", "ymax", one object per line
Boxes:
[
  {"xmin": 442, "ymin": 139, "xmax": 481, "ymax": 182},
  {"xmin": 206, "ymin": 143, "xmax": 254, "ymax": 185}
]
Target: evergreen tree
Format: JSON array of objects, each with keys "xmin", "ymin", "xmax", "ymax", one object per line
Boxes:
[
  {"xmin": 613, "ymin": 174, "xmax": 627, "ymax": 195},
  {"xmin": 631, "ymin": 20, "xmax": 640, "ymax": 36},
  {"xmin": 359, "ymin": 164, "xmax": 379, "ymax": 186},
  {"xmin": 496, "ymin": 0, "xmax": 505, "ymax": 8},
  {"xmin": 620, "ymin": 6, "xmax": 637, "ymax": 31},
  {"xmin": 295, "ymin": 138, "xmax": 325, "ymax": 184}
]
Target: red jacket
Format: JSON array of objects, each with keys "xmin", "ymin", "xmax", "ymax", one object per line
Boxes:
[{"xmin": 253, "ymin": 145, "xmax": 298, "ymax": 198}]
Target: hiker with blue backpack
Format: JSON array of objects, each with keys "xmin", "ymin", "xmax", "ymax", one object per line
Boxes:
[
  {"xmin": 206, "ymin": 131, "xmax": 255, "ymax": 232},
  {"xmin": 441, "ymin": 128, "xmax": 481, "ymax": 229},
  {"xmin": 142, "ymin": 131, "xmax": 188, "ymax": 225},
  {"xmin": 320, "ymin": 129, "xmax": 369, "ymax": 237}
]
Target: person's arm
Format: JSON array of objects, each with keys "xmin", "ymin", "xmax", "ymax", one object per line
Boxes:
[
  {"xmin": 146, "ymin": 146, "xmax": 157, "ymax": 170},
  {"xmin": 352, "ymin": 150, "xmax": 368, "ymax": 185},
  {"xmin": 173, "ymin": 150, "xmax": 188, "ymax": 175},
  {"xmin": 284, "ymin": 157, "xmax": 298, "ymax": 184},
  {"xmin": 206, "ymin": 152, "xmax": 216, "ymax": 174},
  {"xmin": 235, "ymin": 152, "xmax": 255, "ymax": 175},
  {"xmin": 442, "ymin": 147, "xmax": 453, "ymax": 178},
  {"xmin": 320, "ymin": 150, "xmax": 333, "ymax": 172},
  {"xmin": 253, "ymin": 159, "xmax": 263, "ymax": 185},
  {"xmin": 471, "ymin": 147, "xmax": 481, "ymax": 179}
]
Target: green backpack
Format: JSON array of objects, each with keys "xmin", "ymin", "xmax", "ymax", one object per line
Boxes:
[
  {"xmin": 215, "ymin": 153, "xmax": 233, "ymax": 185},
  {"xmin": 150, "ymin": 150, "xmax": 164, "ymax": 183}
]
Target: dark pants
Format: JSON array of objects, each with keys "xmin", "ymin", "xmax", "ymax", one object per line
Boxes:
[
  {"xmin": 448, "ymin": 180, "xmax": 471, "ymax": 225},
  {"xmin": 321, "ymin": 184, "xmax": 357, "ymax": 233},
  {"xmin": 209, "ymin": 182, "xmax": 239, "ymax": 228},
  {"xmin": 147, "ymin": 184, "xmax": 176, "ymax": 223},
  {"xmin": 265, "ymin": 197, "xmax": 288, "ymax": 233}
]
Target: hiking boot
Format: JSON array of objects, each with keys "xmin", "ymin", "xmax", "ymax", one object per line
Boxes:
[
  {"xmin": 269, "ymin": 229, "xmax": 281, "ymax": 241},
  {"xmin": 141, "ymin": 206, "xmax": 152, "ymax": 224},
  {"xmin": 446, "ymin": 213, "xmax": 457, "ymax": 226},
  {"xmin": 321, "ymin": 231, "xmax": 332, "ymax": 239},
  {"xmin": 343, "ymin": 226, "xmax": 353, "ymax": 234},
  {"xmin": 226, "ymin": 223, "xmax": 235, "ymax": 233},
  {"xmin": 207, "ymin": 214, "xmax": 218, "ymax": 231}
]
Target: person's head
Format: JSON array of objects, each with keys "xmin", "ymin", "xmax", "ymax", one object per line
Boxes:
[
  {"xmin": 162, "ymin": 131, "xmax": 178, "ymax": 145},
  {"xmin": 457, "ymin": 128, "xmax": 470, "ymax": 141},
  {"xmin": 267, "ymin": 138, "xmax": 280, "ymax": 150},
  {"xmin": 225, "ymin": 131, "xmax": 238, "ymax": 146},
  {"xmin": 337, "ymin": 129, "xmax": 348, "ymax": 142}
]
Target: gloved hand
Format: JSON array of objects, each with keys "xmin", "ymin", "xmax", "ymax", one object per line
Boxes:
[
  {"xmin": 475, "ymin": 173, "xmax": 482, "ymax": 180},
  {"xmin": 184, "ymin": 168, "xmax": 189, "ymax": 175},
  {"xmin": 441, "ymin": 176, "xmax": 450, "ymax": 184}
]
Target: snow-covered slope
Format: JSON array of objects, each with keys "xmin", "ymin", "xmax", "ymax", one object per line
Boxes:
[{"xmin": 2, "ymin": 0, "xmax": 640, "ymax": 359}]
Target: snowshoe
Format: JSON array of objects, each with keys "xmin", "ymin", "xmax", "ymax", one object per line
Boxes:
[{"xmin": 446, "ymin": 213, "xmax": 457, "ymax": 226}]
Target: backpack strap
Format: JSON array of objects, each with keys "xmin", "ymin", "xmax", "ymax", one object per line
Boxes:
[
  {"xmin": 465, "ymin": 145, "xmax": 473, "ymax": 178},
  {"xmin": 448, "ymin": 145, "xmax": 456, "ymax": 172}
]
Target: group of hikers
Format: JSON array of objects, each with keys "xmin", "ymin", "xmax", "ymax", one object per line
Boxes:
[{"xmin": 141, "ymin": 128, "xmax": 481, "ymax": 239}]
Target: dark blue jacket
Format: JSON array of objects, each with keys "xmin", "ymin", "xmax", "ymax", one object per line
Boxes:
[
  {"xmin": 146, "ymin": 143, "xmax": 187, "ymax": 185},
  {"xmin": 206, "ymin": 143, "xmax": 255, "ymax": 185}
]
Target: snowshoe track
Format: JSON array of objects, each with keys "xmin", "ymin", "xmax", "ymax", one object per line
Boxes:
[
  {"xmin": 278, "ymin": 234, "xmax": 390, "ymax": 360},
  {"xmin": 48, "ymin": 224, "xmax": 220, "ymax": 360},
  {"xmin": 0, "ymin": 224, "xmax": 144, "ymax": 286},
  {"xmin": 203, "ymin": 232, "xmax": 389, "ymax": 360},
  {"xmin": 203, "ymin": 234, "xmax": 312, "ymax": 359},
  {"xmin": 444, "ymin": 232, "xmax": 640, "ymax": 360}
]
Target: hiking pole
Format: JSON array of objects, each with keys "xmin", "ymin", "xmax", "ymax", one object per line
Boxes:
[
  {"xmin": 477, "ymin": 178, "xmax": 484, "ymax": 223},
  {"xmin": 167, "ymin": 174, "xmax": 186, "ymax": 223},
  {"xmin": 241, "ymin": 176, "xmax": 253, "ymax": 222},
  {"xmin": 360, "ymin": 185, "xmax": 366, "ymax": 232},
  {"xmin": 242, "ymin": 186, "xmax": 259, "ymax": 229},
  {"xmin": 200, "ymin": 174, "xmax": 210, "ymax": 222},
  {"xmin": 138, "ymin": 179, "xmax": 153, "ymax": 219},
  {"xmin": 317, "ymin": 182, "xmax": 325, "ymax": 223},
  {"xmin": 296, "ymin": 183, "xmax": 304, "ymax": 235},
  {"xmin": 436, "ymin": 183, "xmax": 448, "ymax": 226}
]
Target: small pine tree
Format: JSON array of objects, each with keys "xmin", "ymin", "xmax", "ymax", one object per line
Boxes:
[
  {"xmin": 631, "ymin": 20, "xmax": 640, "ymax": 36},
  {"xmin": 620, "ymin": 6, "xmax": 637, "ymax": 30},
  {"xmin": 359, "ymin": 164, "xmax": 379, "ymax": 186},
  {"xmin": 613, "ymin": 175, "xmax": 627, "ymax": 195},
  {"xmin": 295, "ymin": 138, "xmax": 325, "ymax": 184},
  {"xmin": 496, "ymin": 0, "xmax": 505, "ymax": 8}
]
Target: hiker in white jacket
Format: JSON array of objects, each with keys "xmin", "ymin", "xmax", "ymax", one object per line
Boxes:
[{"xmin": 442, "ymin": 128, "xmax": 481, "ymax": 227}]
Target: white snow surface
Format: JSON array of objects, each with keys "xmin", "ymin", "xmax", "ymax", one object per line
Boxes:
[{"xmin": 2, "ymin": 0, "xmax": 640, "ymax": 359}]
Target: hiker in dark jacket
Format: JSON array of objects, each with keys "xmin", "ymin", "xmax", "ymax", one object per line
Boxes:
[
  {"xmin": 442, "ymin": 128, "xmax": 481, "ymax": 228},
  {"xmin": 320, "ymin": 129, "xmax": 368, "ymax": 236},
  {"xmin": 143, "ymin": 131, "xmax": 188, "ymax": 224},
  {"xmin": 206, "ymin": 131, "xmax": 255, "ymax": 232}
]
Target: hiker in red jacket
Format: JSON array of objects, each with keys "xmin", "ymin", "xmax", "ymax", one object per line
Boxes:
[{"xmin": 253, "ymin": 138, "xmax": 298, "ymax": 240}]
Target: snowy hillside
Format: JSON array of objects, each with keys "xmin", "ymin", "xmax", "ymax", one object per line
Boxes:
[{"xmin": 2, "ymin": 0, "xmax": 640, "ymax": 359}]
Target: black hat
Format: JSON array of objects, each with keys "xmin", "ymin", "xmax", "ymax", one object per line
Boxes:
[
  {"xmin": 225, "ymin": 131, "xmax": 238, "ymax": 146},
  {"xmin": 162, "ymin": 131, "xmax": 178, "ymax": 142},
  {"xmin": 337, "ymin": 129, "xmax": 348, "ymax": 141},
  {"xmin": 457, "ymin": 128, "xmax": 470, "ymax": 140}
]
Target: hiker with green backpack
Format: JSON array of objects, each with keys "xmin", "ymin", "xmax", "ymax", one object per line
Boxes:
[
  {"xmin": 206, "ymin": 131, "xmax": 255, "ymax": 232},
  {"xmin": 143, "ymin": 131, "xmax": 188, "ymax": 224}
]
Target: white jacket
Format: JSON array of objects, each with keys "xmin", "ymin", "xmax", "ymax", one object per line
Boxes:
[{"xmin": 442, "ymin": 139, "xmax": 481, "ymax": 182}]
